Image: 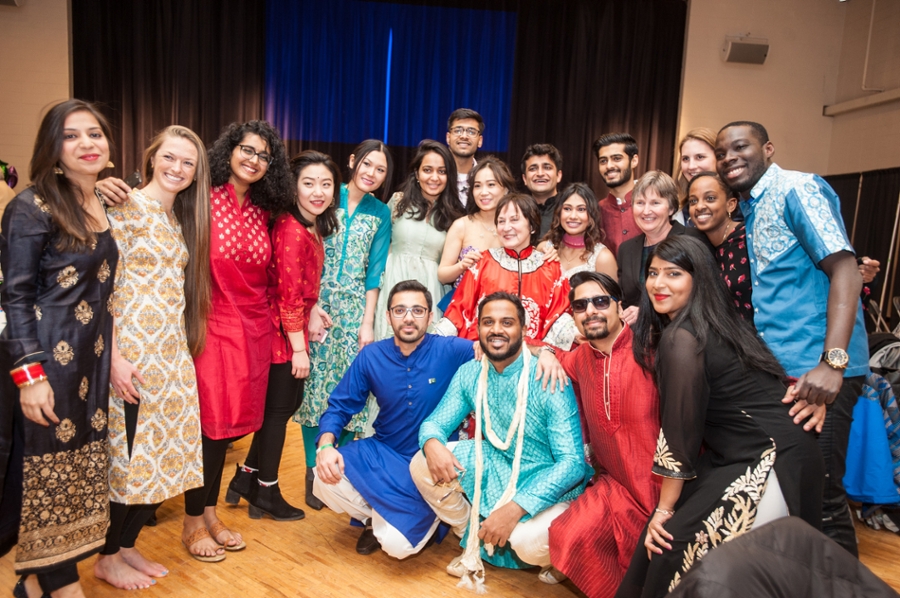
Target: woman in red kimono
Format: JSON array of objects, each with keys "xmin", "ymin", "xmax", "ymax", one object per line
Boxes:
[{"xmin": 434, "ymin": 193, "xmax": 576, "ymax": 350}]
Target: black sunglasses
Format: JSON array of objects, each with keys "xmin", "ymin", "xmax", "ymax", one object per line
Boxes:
[{"xmin": 571, "ymin": 295, "xmax": 618, "ymax": 313}]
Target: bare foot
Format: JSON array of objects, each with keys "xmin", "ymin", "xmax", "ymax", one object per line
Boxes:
[
  {"xmin": 94, "ymin": 553, "xmax": 155, "ymax": 590},
  {"xmin": 120, "ymin": 546, "xmax": 168, "ymax": 577},
  {"xmin": 183, "ymin": 515, "xmax": 224, "ymax": 559},
  {"xmin": 204, "ymin": 507, "xmax": 244, "ymax": 549}
]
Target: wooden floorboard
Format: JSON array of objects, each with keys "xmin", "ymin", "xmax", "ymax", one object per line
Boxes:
[{"xmin": 2, "ymin": 426, "xmax": 899, "ymax": 596}]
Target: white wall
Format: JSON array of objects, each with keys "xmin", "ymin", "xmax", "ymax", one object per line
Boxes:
[
  {"xmin": 827, "ymin": 0, "xmax": 900, "ymax": 174},
  {"xmin": 0, "ymin": 0, "xmax": 71, "ymax": 190},
  {"xmin": 678, "ymin": 0, "xmax": 845, "ymax": 175}
]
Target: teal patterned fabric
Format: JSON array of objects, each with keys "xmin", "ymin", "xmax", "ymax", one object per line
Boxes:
[
  {"xmin": 297, "ymin": 184, "xmax": 391, "ymax": 432},
  {"xmin": 419, "ymin": 352, "xmax": 590, "ymax": 568}
]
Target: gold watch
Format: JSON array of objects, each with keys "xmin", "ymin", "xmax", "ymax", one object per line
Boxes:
[{"xmin": 820, "ymin": 348, "xmax": 849, "ymax": 370}]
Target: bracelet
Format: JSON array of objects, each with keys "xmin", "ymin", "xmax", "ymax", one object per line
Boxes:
[
  {"xmin": 655, "ymin": 508, "xmax": 675, "ymax": 516},
  {"xmin": 538, "ymin": 345, "xmax": 557, "ymax": 355},
  {"xmin": 316, "ymin": 443, "xmax": 334, "ymax": 454},
  {"xmin": 10, "ymin": 363, "xmax": 48, "ymax": 389}
]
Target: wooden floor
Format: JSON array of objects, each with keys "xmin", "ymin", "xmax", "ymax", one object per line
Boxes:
[{"xmin": 2, "ymin": 426, "xmax": 899, "ymax": 597}]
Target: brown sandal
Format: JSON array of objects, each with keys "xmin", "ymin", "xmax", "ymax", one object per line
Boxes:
[
  {"xmin": 183, "ymin": 527, "xmax": 226, "ymax": 562},
  {"xmin": 209, "ymin": 521, "xmax": 247, "ymax": 551}
]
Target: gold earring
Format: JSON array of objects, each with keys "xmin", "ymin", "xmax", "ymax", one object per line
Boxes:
[
  {"xmin": 53, "ymin": 166, "xmax": 64, "ymax": 175},
  {"xmin": 727, "ymin": 210, "xmax": 733, "ymax": 219},
  {"xmin": 106, "ymin": 161, "xmax": 115, "ymax": 169}
]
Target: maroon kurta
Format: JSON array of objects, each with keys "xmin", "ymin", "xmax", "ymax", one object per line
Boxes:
[
  {"xmin": 598, "ymin": 190, "xmax": 639, "ymax": 256},
  {"xmin": 549, "ymin": 325, "xmax": 661, "ymax": 598},
  {"xmin": 194, "ymin": 184, "xmax": 273, "ymax": 439}
]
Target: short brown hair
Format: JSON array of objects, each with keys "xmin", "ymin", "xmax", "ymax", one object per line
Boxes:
[
  {"xmin": 633, "ymin": 171, "xmax": 679, "ymax": 215},
  {"xmin": 494, "ymin": 193, "xmax": 541, "ymax": 247}
]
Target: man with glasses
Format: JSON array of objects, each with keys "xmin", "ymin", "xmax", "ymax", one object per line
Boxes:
[
  {"xmin": 312, "ymin": 280, "xmax": 476, "ymax": 558},
  {"xmin": 446, "ymin": 108, "xmax": 484, "ymax": 205},
  {"xmin": 543, "ymin": 271, "xmax": 662, "ymax": 597},
  {"xmin": 411, "ymin": 292, "xmax": 589, "ymax": 590}
]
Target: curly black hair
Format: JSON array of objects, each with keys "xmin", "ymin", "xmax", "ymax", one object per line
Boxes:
[{"xmin": 208, "ymin": 120, "xmax": 293, "ymax": 213}]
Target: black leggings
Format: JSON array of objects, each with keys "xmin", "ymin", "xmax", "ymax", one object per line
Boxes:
[
  {"xmin": 36, "ymin": 564, "xmax": 80, "ymax": 594},
  {"xmin": 100, "ymin": 398, "xmax": 161, "ymax": 555},
  {"xmin": 183, "ymin": 434, "xmax": 242, "ymax": 517},
  {"xmin": 243, "ymin": 362, "xmax": 304, "ymax": 482}
]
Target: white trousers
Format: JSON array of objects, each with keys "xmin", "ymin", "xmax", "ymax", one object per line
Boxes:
[
  {"xmin": 409, "ymin": 447, "xmax": 569, "ymax": 567},
  {"xmin": 312, "ymin": 469, "xmax": 439, "ymax": 560},
  {"xmin": 755, "ymin": 468, "xmax": 790, "ymax": 527}
]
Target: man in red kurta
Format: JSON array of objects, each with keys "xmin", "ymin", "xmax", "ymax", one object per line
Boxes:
[
  {"xmin": 593, "ymin": 133, "xmax": 641, "ymax": 255},
  {"xmin": 434, "ymin": 246, "xmax": 576, "ymax": 350},
  {"xmin": 547, "ymin": 271, "xmax": 661, "ymax": 598}
]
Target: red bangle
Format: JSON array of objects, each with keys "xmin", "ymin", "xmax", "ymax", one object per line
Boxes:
[{"xmin": 10, "ymin": 363, "xmax": 48, "ymax": 389}]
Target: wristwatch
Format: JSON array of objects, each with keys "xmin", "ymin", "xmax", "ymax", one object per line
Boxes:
[{"xmin": 820, "ymin": 348, "xmax": 849, "ymax": 370}]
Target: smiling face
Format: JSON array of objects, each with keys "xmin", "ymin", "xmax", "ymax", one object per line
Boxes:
[
  {"xmin": 522, "ymin": 154, "xmax": 562, "ymax": 197},
  {"xmin": 688, "ymin": 176, "xmax": 736, "ymax": 234},
  {"xmin": 229, "ymin": 133, "xmax": 269, "ymax": 188},
  {"xmin": 417, "ymin": 151, "xmax": 448, "ymax": 201},
  {"xmin": 59, "ymin": 110, "xmax": 111, "ymax": 180},
  {"xmin": 478, "ymin": 299, "xmax": 524, "ymax": 366},
  {"xmin": 715, "ymin": 125, "xmax": 774, "ymax": 195},
  {"xmin": 572, "ymin": 280, "xmax": 623, "ymax": 341},
  {"xmin": 296, "ymin": 163, "xmax": 335, "ymax": 222},
  {"xmin": 680, "ymin": 138, "xmax": 716, "ymax": 182},
  {"xmin": 350, "ymin": 150, "xmax": 388, "ymax": 195},
  {"xmin": 149, "ymin": 135, "xmax": 198, "ymax": 196},
  {"xmin": 559, "ymin": 193, "xmax": 590, "ymax": 236},
  {"xmin": 597, "ymin": 143, "xmax": 637, "ymax": 189},
  {"xmin": 646, "ymin": 256, "xmax": 693, "ymax": 318},
  {"xmin": 496, "ymin": 203, "xmax": 531, "ymax": 252},
  {"xmin": 446, "ymin": 118, "xmax": 483, "ymax": 159},
  {"xmin": 472, "ymin": 166, "xmax": 507, "ymax": 212},
  {"xmin": 633, "ymin": 187, "xmax": 674, "ymax": 237}
]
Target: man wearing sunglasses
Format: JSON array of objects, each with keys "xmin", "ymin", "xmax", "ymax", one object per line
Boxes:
[
  {"xmin": 545, "ymin": 271, "xmax": 662, "ymax": 597},
  {"xmin": 445, "ymin": 108, "xmax": 484, "ymax": 205}
]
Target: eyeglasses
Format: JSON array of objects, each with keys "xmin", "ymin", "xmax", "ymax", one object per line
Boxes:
[
  {"xmin": 389, "ymin": 305, "xmax": 429, "ymax": 319},
  {"xmin": 449, "ymin": 126, "xmax": 481, "ymax": 137},
  {"xmin": 237, "ymin": 144, "xmax": 271, "ymax": 165},
  {"xmin": 571, "ymin": 295, "xmax": 618, "ymax": 313}
]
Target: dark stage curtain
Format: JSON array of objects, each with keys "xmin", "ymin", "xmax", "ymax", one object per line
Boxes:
[
  {"xmin": 72, "ymin": 0, "xmax": 266, "ymax": 176},
  {"xmin": 824, "ymin": 172, "xmax": 862, "ymax": 243}
]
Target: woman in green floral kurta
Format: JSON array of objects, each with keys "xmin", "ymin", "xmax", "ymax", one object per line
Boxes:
[{"xmin": 295, "ymin": 140, "xmax": 392, "ymax": 508}]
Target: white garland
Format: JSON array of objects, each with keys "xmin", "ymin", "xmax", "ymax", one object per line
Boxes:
[{"xmin": 457, "ymin": 349, "xmax": 531, "ymax": 594}]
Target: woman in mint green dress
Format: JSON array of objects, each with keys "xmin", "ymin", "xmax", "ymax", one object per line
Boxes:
[
  {"xmin": 374, "ymin": 140, "xmax": 465, "ymax": 340},
  {"xmin": 296, "ymin": 140, "xmax": 393, "ymax": 508}
]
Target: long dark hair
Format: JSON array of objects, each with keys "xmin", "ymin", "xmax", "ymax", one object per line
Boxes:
[
  {"xmin": 288, "ymin": 150, "xmax": 340, "ymax": 238},
  {"xmin": 208, "ymin": 120, "xmax": 293, "ymax": 213},
  {"xmin": 543, "ymin": 183, "xmax": 606, "ymax": 259},
  {"xmin": 31, "ymin": 99, "xmax": 116, "ymax": 251},
  {"xmin": 393, "ymin": 140, "xmax": 463, "ymax": 232},
  {"xmin": 347, "ymin": 139, "xmax": 394, "ymax": 202},
  {"xmin": 632, "ymin": 235, "xmax": 784, "ymax": 379},
  {"xmin": 464, "ymin": 156, "xmax": 516, "ymax": 216},
  {"xmin": 141, "ymin": 125, "xmax": 211, "ymax": 356}
]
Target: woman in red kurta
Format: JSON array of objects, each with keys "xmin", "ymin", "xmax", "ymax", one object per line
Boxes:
[
  {"xmin": 225, "ymin": 151, "xmax": 339, "ymax": 522},
  {"xmin": 548, "ymin": 270, "xmax": 661, "ymax": 597},
  {"xmin": 434, "ymin": 193, "xmax": 576, "ymax": 350}
]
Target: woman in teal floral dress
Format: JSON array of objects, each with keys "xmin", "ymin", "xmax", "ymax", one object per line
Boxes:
[{"xmin": 296, "ymin": 139, "xmax": 393, "ymax": 508}]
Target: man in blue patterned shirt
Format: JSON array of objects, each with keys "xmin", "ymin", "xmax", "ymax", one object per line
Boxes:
[
  {"xmin": 411, "ymin": 291, "xmax": 589, "ymax": 590},
  {"xmin": 715, "ymin": 121, "xmax": 868, "ymax": 556}
]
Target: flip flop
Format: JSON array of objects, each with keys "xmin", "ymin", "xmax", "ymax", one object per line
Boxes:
[
  {"xmin": 182, "ymin": 527, "xmax": 226, "ymax": 562},
  {"xmin": 209, "ymin": 520, "xmax": 247, "ymax": 551}
]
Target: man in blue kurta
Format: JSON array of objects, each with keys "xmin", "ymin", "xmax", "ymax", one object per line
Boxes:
[
  {"xmin": 411, "ymin": 292, "xmax": 590, "ymax": 590},
  {"xmin": 313, "ymin": 281, "xmax": 475, "ymax": 558}
]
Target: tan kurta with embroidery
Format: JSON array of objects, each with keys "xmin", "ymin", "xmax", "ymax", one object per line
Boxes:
[{"xmin": 106, "ymin": 189, "xmax": 203, "ymax": 504}]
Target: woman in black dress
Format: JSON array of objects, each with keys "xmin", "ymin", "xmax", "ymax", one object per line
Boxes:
[
  {"xmin": 1, "ymin": 100, "xmax": 119, "ymax": 598},
  {"xmin": 616, "ymin": 235, "xmax": 824, "ymax": 598}
]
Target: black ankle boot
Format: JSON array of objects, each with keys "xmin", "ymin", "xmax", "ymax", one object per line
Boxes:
[
  {"xmin": 248, "ymin": 483, "xmax": 305, "ymax": 521},
  {"xmin": 225, "ymin": 464, "xmax": 257, "ymax": 505},
  {"xmin": 305, "ymin": 468, "xmax": 325, "ymax": 510}
]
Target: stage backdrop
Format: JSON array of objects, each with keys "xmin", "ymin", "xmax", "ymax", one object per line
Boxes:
[{"xmin": 73, "ymin": 0, "xmax": 686, "ymax": 196}]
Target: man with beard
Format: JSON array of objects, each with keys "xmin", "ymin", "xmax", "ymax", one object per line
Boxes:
[
  {"xmin": 446, "ymin": 108, "xmax": 484, "ymax": 206},
  {"xmin": 593, "ymin": 132, "xmax": 641, "ymax": 255},
  {"xmin": 545, "ymin": 271, "xmax": 661, "ymax": 598},
  {"xmin": 715, "ymin": 121, "xmax": 869, "ymax": 557},
  {"xmin": 411, "ymin": 292, "xmax": 590, "ymax": 591},
  {"xmin": 520, "ymin": 143, "xmax": 564, "ymax": 236}
]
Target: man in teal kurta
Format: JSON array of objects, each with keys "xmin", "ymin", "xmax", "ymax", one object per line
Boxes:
[{"xmin": 411, "ymin": 292, "xmax": 589, "ymax": 589}]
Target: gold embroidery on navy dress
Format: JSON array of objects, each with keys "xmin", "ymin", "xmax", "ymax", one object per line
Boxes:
[
  {"xmin": 98, "ymin": 259, "xmax": 111, "ymax": 283},
  {"xmin": 91, "ymin": 409, "xmax": 107, "ymax": 432},
  {"xmin": 75, "ymin": 300, "xmax": 93, "ymax": 325},
  {"xmin": 79, "ymin": 377, "xmax": 89, "ymax": 400},
  {"xmin": 654, "ymin": 429, "xmax": 683, "ymax": 472},
  {"xmin": 56, "ymin": 419, "xmax": 76, "ymax": 443},
  {"xmin": 53, "ymin": 340, "xmax": 74, "ymax": 365},
  {"xmin": 57, "ymin": 266, "xmax": 78, "ymax": 288},
  {"xmin": 34, "ymin": 305, "xmax": 42, "ymax": 320},
  {"xmin": 94, "ymin": 335, "xmax": 104, "ymax": 356}
]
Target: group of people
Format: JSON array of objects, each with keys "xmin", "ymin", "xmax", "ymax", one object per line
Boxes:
[{"xmin": 0, "ymin": 100, "xmax": 880, "ymax": 598}]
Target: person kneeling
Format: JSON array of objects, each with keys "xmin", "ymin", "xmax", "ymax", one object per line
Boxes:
[{"xmin": 410, "ymin": 292, "xmax": 590, "ymax": 590}]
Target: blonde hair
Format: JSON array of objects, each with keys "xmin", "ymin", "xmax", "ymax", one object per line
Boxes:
[
  {"xmin": 141, "ymin": 125, "xmax": 212, "ymax": 356},
  {"xmin": 675, "ymin": 127, "xmax": 717, "ymax": 207}
]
